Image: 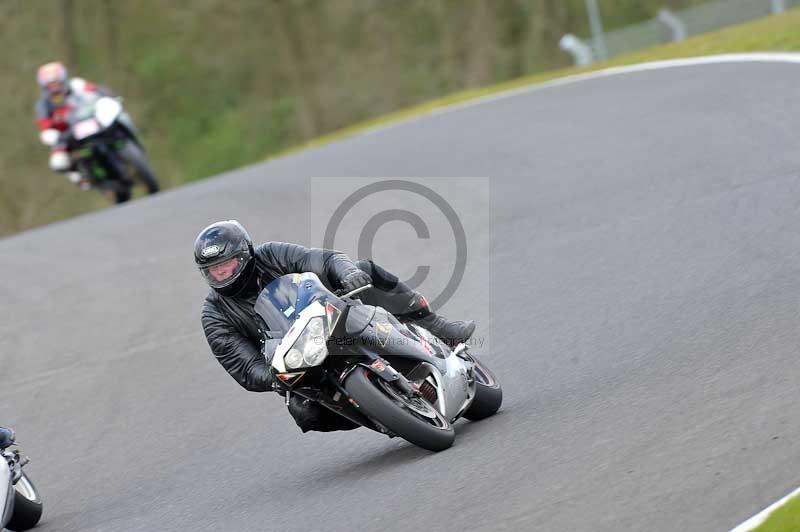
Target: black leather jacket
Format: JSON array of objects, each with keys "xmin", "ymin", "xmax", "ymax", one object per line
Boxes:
[{"xmin": 200, "ymin": 242, "xmax": 361, "ymax": 392}]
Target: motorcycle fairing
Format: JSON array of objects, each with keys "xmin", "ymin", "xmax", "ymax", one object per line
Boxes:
[
  {"xmin": 255, "ymin": 272, "xmax": 344, "ymax": 338},
  {"xmin": 0, "ymin": 458, "xmax": 13, "ymax": 528},
  {"xmin": 348, "ymin": 306, "xmax": 448, "ymax": 373},
  {"xmin": 270, "ymin": 300, "xmax": 326, "ymax": 373},
  {"xmin": 258, "ymin": 273, "xmax": 345, "ymax": 374}
]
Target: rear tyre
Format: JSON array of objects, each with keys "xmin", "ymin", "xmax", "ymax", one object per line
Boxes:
[
  {"xmin": 463, "ymin": 355, "xmax": 503, "ymax": 421},
  {"xmin": 6, "ymin": 472, "xmax": 43, "ymax": 531},
  {"xmin": 119, "ymin": 141, "xmax": 160, "ymax": 194},
  {"xmin": 344, "ymin": 368, "xmax": 455, "ymax": 452}
]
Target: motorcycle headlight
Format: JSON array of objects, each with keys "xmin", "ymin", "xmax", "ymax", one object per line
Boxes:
[
  {"xmin": 303, "ymin": 338, "xmax": 327, "ymax": 366},
  {"xmin": 286, "ymin": 317, "xmax": 329, "ymax": 368},
  {"xmin": 285, "ymin": 348, "xmax": 305, "ymax": 369},
  {"xmin": 306, "ymin": 317, "xmax": 324, "ymax": 337}
]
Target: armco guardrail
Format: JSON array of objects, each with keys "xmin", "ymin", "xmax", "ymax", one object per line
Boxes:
[{"xmin": 561, "ymin": 0, "xmax": 800, "ymax": 65}]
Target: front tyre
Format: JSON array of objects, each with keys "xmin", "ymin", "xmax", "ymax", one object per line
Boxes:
[
  {"xmin": 463, "ymin": 355, "xmax": 503, "ymax": 421},
  {"xmin": 6, "ymin": 472, "xmax": 43, "ymax": 531},
  {"xmin": 118, "ymin": 141, "xmax": 159, "ymax": 194},
  {"xmin": 109, "ymin": 182, "xmax": 131, "ymax": 204},
  {"xmin": 344, "ymin": 369, "xmax": 455, "ymax": 452}
]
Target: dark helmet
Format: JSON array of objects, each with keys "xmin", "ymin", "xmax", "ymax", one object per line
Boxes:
[{"xmin": 194, "ymin": 220, "xmax": 257, "ymax": 297}]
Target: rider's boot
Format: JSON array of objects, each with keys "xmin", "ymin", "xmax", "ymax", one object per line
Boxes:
[
  {"xmin": 353, "ymin": 259, "xmax": 476, "ymax": 345},
  {"xmin": 404, "ymin": 295, "xmax": 475, "ymax": 346}
]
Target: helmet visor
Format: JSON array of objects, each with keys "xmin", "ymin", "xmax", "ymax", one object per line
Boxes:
[
  {"xmin": 46, "ymin": 81, "xmax": 66, "ymax": 103},
  {"xmin": 46, "ymin": 81, "xmax": 65, "ymax": 94},
  {"xmin": 199, "ymin": 251, "xmax": 251, "ymax": 289}
]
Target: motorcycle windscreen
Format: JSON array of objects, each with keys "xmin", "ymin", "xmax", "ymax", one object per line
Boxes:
[
  {"xmin": 254, "ymin": 272, "xmax": 341, "ymax": 337},
  {"xmin": 72, "ymin": 101, "xmax": 96, "ymax": 121}
]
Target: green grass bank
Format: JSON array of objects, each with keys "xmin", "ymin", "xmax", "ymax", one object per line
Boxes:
[{"xmin": 0, "ymin": 1, "xmax": 791, "ymax": 236}]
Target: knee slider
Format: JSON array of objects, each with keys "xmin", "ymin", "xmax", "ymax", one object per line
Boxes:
[{"xmin": 49, "ymin": 151, "xmax": 71, "ymax": 171}]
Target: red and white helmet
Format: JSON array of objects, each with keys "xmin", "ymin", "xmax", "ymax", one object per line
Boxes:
[{"xmin": 37, "ymin": 62, "xmax": 70, "ymax": 103}]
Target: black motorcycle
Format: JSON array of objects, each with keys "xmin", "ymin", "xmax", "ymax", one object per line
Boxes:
[
  {"xmin": 62, "ymin": 95, "xmax": 159, "ymax": 203},
  {"xmin": 256, "ymin": 272, "xmax": 503, "ymax": 452}
]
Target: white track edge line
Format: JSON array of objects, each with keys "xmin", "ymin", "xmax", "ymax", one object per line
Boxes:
[
  {"xmin": 730, "ymin": 484, "xmax": 800, "ymax": 531},
  {"xmin": 356, "ymin": 51, "xmax": 800, "ymax": 532},
  {"xmin": 355, "ymin": 53, "xmax": 800, "ymax": 137}
]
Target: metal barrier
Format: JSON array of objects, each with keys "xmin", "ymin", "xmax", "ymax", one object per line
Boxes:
[{"xmin": 562, "ymin": 0, "xmax": 799, "ymax": 65}]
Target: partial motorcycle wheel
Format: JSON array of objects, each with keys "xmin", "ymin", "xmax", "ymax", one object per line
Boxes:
[
  {"xmin": 344, "ymin": 368, "xmax": 455, "ymax": 452},
  {"xmin": 462, "ymin": 355, "xmax": 503, "ymax": 421},
  {"xmin": 105, "ymin": 180, "xmax": 131, "ymax": 204},
  {"xmin": 6, "ymin": 472, "xmax": 43, "ymax": 531},
  {"xmin": 76, "ymin": 159, "xmax": 131, "ymax": 204},
  {"xmin": 118, "ymin": 141, "xmax": 159, "ymax": 194}
]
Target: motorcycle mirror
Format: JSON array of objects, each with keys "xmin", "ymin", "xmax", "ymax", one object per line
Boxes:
[{"xmin": 336, "ymin": 284, "xmax": 373, "ymax": 299}]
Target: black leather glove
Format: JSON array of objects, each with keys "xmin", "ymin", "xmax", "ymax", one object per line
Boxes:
[
  {"xmin": 340, "ymin": 269, "xmax": 372, "ymax": 294},
  {"xmin": 261, "ymin": 338, "xmax": 282, "ymax": 363},
  {"xmin": 261, "ymin": 338, "xmax": 282, "ymax": 391}
]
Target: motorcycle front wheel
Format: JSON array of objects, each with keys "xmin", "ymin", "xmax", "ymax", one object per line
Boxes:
[
  {"xmin": 74, "ymin": 158, "xmax": 131, "ymax": 204},
  {"xmin": 6, "ymin": 472, "xmax": 43, "ymax": 531},
  {"xmin": 344, "ymin": 368, "xmax": 455, "ymax": 452},
  {"xmin": 118, "ymin": 141, "xmax": 159, "ymax": 194}
]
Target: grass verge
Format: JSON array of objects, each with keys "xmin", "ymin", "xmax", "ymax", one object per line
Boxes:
[
  {"xmin": 266, "ymin": 7, "xmax": 800, "ymax": 161},
  {"xmin": 751, "ymin": 492, "xmax": 800, "ymax": 531}
]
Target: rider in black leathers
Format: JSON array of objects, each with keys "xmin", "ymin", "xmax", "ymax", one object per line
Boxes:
[{"xmin": 195, "ymin": 220, "xmax": 475, "ymax": 433}]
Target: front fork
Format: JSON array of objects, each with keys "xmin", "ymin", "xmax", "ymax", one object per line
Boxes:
[
  {"xmin": 3, "ymin": 449, "xmax": 28, "ymax": 483},
  {"xmin": 339, "ymin": 355, "xmax": 419, "ymax": 397},
  {"xmin": 96, "ymin": 142, "xmax": 132, "ymax": 185},
  {"xmin": 281, "ymin": 377, "xmax": 386, "ymax": 434}
]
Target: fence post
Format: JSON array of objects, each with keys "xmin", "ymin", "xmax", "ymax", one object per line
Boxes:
[
  {"xmin": 585, "ymin": 0, "xmax": 608, "ymax": 61},
  {"xmin": 657, "ymin": 8, "xmax": 688, "ymax": 41},
  {"xmin": 771, "ymin": 0, "xmax": 785, "ymax": 13},
  {"xmin": 559, "ymin": 34, "xmax": 595, "ymax": 66}
]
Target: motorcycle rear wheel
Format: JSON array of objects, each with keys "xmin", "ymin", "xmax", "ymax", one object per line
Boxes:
[
  {"xmin": 119, "ymin": 141, "xmax": 159, "ymax": 194},
  {"xmin": 345, "ymin": 368, "xmax": 455, "ymax": 452},
  {"xmin": 463, "ymin": 355, "xmax": 503, "ymax": 421}
]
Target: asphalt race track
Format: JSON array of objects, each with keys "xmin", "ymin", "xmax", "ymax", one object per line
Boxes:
[{"xmin": 3, "ymin": 57, "xmax": 800, "ymax": 531}]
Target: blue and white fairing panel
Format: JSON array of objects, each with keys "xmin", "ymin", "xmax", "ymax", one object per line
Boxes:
[
  {"xmin": 255, "ymin": 272, "xmax": 344, "ymax": 373},
  {"xmin": 255, "ymin": 272, "xmax": 340, "ymax": 337}
]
